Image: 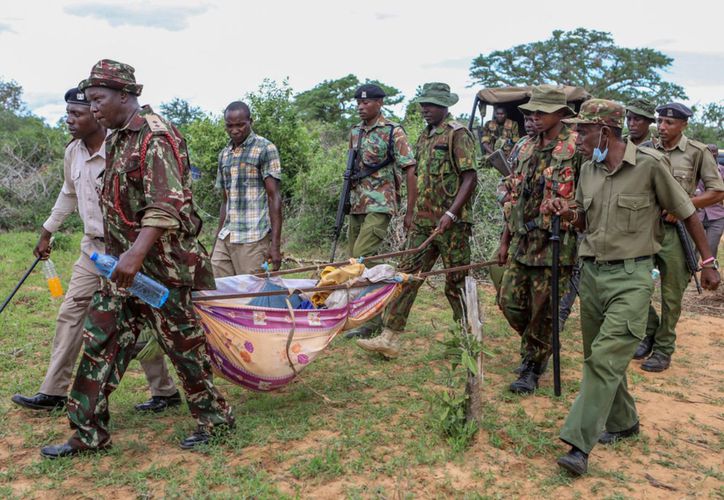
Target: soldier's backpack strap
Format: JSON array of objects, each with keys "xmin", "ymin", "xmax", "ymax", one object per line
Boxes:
[
  {"xmin": 446, "ymin": 121, "xmax": 465, "ymax": 176},
  {"xmin": 350, "ymin": 124, "xmax": 397, "ymax": 181},
  {"xmin": 438, "ymin": 121, "xmax": 472, "ymax": 198}
]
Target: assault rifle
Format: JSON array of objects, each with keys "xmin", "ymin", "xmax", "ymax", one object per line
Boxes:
[
  {"xmin": 673, "ymin": 220, "xmax": 702, "ymax": 294},
  {"xmin": 330, "ymin": 140, "xmax": 359, "ymax": 262},
  {"xmin": 486, "ymin": 149, "xmax": 512, "ymax": 177},
  {"xmin": 550, "ymin": 215, "xmax": 562, "ymax": 397}
]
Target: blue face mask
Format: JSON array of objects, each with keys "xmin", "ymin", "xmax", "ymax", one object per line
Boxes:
[{"xmin": 592, "ymin": 129, "xmax": 609, "ymax": 162}]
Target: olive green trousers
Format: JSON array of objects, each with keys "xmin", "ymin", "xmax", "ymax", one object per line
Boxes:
[
  {"xmin": 560, "ymin": 257, "xmax": 654, "ymax": 453},
  {"xmin": 645, "ymin": 224, "xmax": 691, "ymax": 356},
  {"xmin": 348, "ymin": 213, "xmax": 391, "ymax": 258}
]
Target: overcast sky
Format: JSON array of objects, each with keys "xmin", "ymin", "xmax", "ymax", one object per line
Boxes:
[{"xmin": 1, "ymin": 0, "xmax": 723, "ymax": 124}]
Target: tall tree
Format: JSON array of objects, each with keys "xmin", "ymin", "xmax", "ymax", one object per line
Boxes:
[
  {"xmin": 159, "ymin": 98, "xmax": 206, "ymax": 128},
  {"xmin": 295, "ymin": 74, "xmax": 404, "ymax": 129},
  {"xmin": 688, "ymin": 101, "xmax": 724, "ymax": 144},
  {"xmin": 0, "ymin": 78, "xmax": 26, "ymax": 114},
  {"xmin": 469, "ymin": 28, "xmax": 686, "ymax": 103}
]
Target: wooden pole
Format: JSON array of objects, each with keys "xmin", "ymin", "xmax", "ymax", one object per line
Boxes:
[{"xmin": 464, "ymin": 276, "xmax": 484, "ymax": 424}]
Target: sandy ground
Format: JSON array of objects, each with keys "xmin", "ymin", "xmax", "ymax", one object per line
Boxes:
[{"xmin": 2, "ymin": 285, "xmax": 722, "ymax": 499}]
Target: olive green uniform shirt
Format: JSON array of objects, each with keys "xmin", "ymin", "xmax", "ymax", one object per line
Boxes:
[
  {"xmin": 576, "ymin": 141, "xmax": 695, "ymax": 260},
  {"xmin": 654, "ymin": 134, "xmax": 724, "ymax": 195}
]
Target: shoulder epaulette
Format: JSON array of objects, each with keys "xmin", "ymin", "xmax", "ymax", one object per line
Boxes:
[
  {"xmin": 638, "ymin": 146, "xmax": 665, "ymax": 161},
  {"xmin": 687, "ymin": 138, "xmax": 708, "ymax": 151},
  {"xmin": 143, "ymin": 113, "xmax": 170, "ymax": 135},
  {"xmin": 447, "ymin": 121, "xmax": 464, "ymax": 131}
]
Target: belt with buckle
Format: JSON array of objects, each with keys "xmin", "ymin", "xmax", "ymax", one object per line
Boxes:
[{"xmin": 582, "ymin": 255, "xmax": 651, "ymax": 266}]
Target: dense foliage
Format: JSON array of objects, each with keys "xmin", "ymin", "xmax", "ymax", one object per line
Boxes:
[
  {"xmin": 469, "ymin": 28, "xmax": 687, "ymax": 103},
  {"xmin": 2, "ymin": 32, "xmax": 723, "ymax": 261}
]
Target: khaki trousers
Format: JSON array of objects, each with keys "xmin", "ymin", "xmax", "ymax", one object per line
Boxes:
[
  {"xmin": 39, "ymin": 251, "xmax": 177, "ymax": 397},
  {"xmin": 212, "ymin": 232, "xmax": 271, "ymax": 277}
]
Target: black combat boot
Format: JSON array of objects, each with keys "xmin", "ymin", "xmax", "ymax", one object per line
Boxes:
[
  {"xmin": 633, "ymin": 336, "xmax": 654, "ymax": 360},
  {"xmin": 599, "ymin": 421, "xmax": 640, "ymax": 445},
  {"xmin": 509, "ymin": 359, "xmax": 541, "ymax": 394},
  {"xmin": 641, "ymin": 351, "xmax": 671, "ymax": 372},
  {"xmin": 557, "ymin": 446, "xmax": 588, "ymax": 476}
]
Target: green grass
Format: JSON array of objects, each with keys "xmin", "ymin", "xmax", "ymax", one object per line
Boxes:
[{"xmin": 0, "ymin": 231, "xmax": 722, "ymax": 498}]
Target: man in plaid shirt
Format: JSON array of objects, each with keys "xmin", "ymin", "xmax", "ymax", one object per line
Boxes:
[{"xmin": 213, "ymin": 101, "xmax": 282, "ymax": 275}]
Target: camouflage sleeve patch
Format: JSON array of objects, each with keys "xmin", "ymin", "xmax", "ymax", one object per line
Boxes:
[
  {"xmin": 453, "ymin": 128, "xmax": 477, "ymax": 172},
  {"xmin": 141, "ymin": 136, "xmax": 187, "ymax": 223},
  {"xmin": 481, "ymin": 121, "xmax": 492, "ymax": 144},
  {"xmin": 392, "ymin": 126, "xmax": 416, "ymax": 169},
  {"xmin": 141, "ymin": 207, "xmax": 180, "ymax": 229}
]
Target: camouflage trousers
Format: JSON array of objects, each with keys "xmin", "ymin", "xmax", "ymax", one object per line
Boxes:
[
  {"xmin": 67, "ymin": 286, "xmax": 233, "ymax": 449},
  {"xmin": 383, "ymin": 222, "xmax": 471, "ymax": 332},
  {"xmin": 499, "ymin": 259, "xmax": 572, "ymax": 366}
]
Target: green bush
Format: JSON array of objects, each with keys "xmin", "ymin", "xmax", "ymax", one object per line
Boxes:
[
  {"xmin": 0, "ymin": 109, "xmax": 68, "ymax": 231},
  {"xmin": 285, "ymin": 138, "xmax": 346, "ymax": 251}
]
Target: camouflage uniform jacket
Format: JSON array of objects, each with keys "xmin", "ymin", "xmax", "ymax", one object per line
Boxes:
[
  {"xmin": 349, "ymin": 115, "xmax": 416, "ymax": 214},
  {"xmin": 482, "ymin": 118, "xmax": 520, "ymax": 154},
  {"xmin": 100, "ymin": 105, "xmax": 215, "ymax": 290},
  {"xmin": 504, "ymin": 124, "xmax": 580, "ymax": 267},
  {"xmin": 415, "ymin": 115, "xmax": 477, "ymax": 226}
]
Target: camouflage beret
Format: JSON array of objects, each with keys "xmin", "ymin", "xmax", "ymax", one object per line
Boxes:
[
  {"xmin": 563, "ymin": 98, "xmax": 625, "ymax": 129},
  {"xmin": 64, "ymin": 87, "xmax": 89, "ymax": 106},
  {"xmin": 412, "ymin": 82, "xmax": 458, "ymax": 107},
  {"xmin": 354, "ymin": 84, "xmax": 385, "ymax": 99},
  {"xmin": 656, "ymin": 102, "xmax": 692, "ymax": 120},
  {"xmin": 78, "ymin": 59, "xmax": 143, "ymax": 96},
  {"xmin": 625, "ymin": 98, "xmax": 656, "ymax": 120}
]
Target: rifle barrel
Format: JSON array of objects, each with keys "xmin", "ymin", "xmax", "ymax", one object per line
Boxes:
[{"xmin": 550, "ymin": 215, "xmax": 562, "ymax": 397}]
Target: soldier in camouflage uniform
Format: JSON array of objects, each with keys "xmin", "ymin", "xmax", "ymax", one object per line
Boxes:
[
  {"xmin": 40, "ymin": 60, "xmax": 234, "ymax": 459},
  {"xmin": 344, "ymin": 84, "xmax": 417, "ymax": 339},
  {"xmin": 357, "ymin": 83, "xmax": 478, "ymax": 359},
  {"xmin": 624, "ymin": 98, "xmax": 656, "ymax": 146},
  {"xmin": 482, "ymin": 106, "xmax": 520, "ymax": 158},
  {"xmin": 497, "ymin": 85, "xmax": 581, "ymax": 394}
]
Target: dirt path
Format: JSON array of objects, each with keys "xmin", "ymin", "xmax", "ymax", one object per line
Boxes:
[{"xmin": 1, "ymin": 283, "xmax": 721, "ymax": 499}]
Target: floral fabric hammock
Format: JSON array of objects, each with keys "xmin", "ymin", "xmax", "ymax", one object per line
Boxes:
[{"xmin": 192, "ymin": 271, "xmax": 402, "ymax": 392}]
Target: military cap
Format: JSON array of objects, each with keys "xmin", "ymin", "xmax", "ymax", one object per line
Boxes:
[
  {"xmin": 64, "ymin": 87, "xmax": 89, "ymax": 106},
  {"xmin": 625, "ymin": 98, "xmax": 656, "ymax": 120},
  {"xmin": 78, "ymin": 59, "xmax": 143, "ymax": 96},
  {"xmin": 519, "ymin": 85, "xmax": 575, "ymax": 117},
  {"xmin": 412, "ymin": 82, "xmax": 459, "ymax": 107},
  {"xmin": 564, "ymin": 98, "xmax": 625, "ymax": 129},
  {"xmin": 656, "ymin": 102, "xmax": 692, "ymax": 120},
  {"xmin": 354, "ymin": 84, "xmax": 386, "ymax": 99}
]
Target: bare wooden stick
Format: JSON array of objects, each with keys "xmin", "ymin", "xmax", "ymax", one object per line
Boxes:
[
  {"xmin": 193, "ymin": 260, "xmax": 497, "ymax": 303},
  {"xmin": 251, "ymin": 230, "xmax": 441, "ymax": 278},
  {"xmin": 464, "ymin": 276, "xmax": 483, "ymax": 425}
]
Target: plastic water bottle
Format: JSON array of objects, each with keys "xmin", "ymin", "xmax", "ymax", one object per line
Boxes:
[
  {"xmin": 651, "ymin": 268, "xmax": 660, "ymax": 281},
  {"xmin": 43, "ymin": 259, "xmax": 64, "ymax": 298},
  {"xmin": 90, "ymin": 253, "xmax": 169, "ymax": 308}
]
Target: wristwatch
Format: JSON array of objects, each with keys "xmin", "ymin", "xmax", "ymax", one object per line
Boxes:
[
  {"xmin": 445, "ymin": 210, "xmax": 458, "ymax": 222},
  {"xmin": 701, "ymin": 259, "xmax": 719, "ymax": 270}
]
